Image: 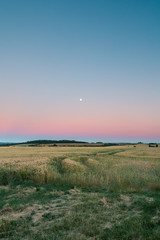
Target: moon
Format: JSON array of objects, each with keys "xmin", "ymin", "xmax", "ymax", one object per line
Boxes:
[{"xmin": 80, "ymin": 98, "xmax": 83, "ymax": 102}]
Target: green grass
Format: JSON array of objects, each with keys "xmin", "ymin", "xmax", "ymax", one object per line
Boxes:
[{"xmin": 0, "ymin": 183, "xmax": 160, "ymax": 239}]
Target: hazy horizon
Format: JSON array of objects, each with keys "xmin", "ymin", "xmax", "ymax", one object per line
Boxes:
[
  {"xmin": 0, "ymin": 135, "xmax": 159, "ymax": 144},
  {"xmin": 1, "ymin": 0, "xmax": 160, "ymax": 143}
]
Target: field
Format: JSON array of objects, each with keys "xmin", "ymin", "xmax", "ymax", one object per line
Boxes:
[{"xmin": 0, "ymin": 144, "xmax": 160, "ymax": 239}]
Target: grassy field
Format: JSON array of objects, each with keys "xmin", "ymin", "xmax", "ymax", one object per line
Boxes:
[{"xmin": 0, "ymin": 144, "xmax": 160, "ymax": 239}]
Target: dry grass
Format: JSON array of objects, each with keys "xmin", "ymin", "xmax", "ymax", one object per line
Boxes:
[
  {"xmin": 0, "ymin": 144, "xmax": 160, "ymax": 191},
  {"xmin": 62, "ymin": 158, "xmax": 86, "ymax": 173},
  {"xmin": 0, "ymin": 144, "xmax": 160, "ymax": 239}
]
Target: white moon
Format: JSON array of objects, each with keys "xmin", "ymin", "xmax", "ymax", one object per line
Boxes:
[{"xmin": 80, "ymin": 98, "xmax": 83, "ymax": 102}]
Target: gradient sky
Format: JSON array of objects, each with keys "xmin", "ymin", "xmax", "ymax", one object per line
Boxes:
[{"xmin": 0, "ymin": 0, "xmax": 160, "ymax": 142}]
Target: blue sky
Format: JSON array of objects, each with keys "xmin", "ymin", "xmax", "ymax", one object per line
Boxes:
[{"xmin": 0, "ymin": 0, "xmax": 160, "ymax": 142}]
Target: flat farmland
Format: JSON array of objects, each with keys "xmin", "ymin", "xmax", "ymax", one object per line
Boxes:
[{"xmin": 0, "ymin": 144, "xmax": 160, "ymax": 239}]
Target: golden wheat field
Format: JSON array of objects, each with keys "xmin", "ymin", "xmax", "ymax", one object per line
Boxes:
[
  {"xmin": 1, "ymin": 144, "xmax": 160, "ymax": 239},
  {"xmin": 0, "ymin": 144, "xmax": 160, "ymax": 191}
]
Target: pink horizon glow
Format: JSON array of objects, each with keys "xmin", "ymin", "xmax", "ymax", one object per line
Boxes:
[
  {"xmin": 1, "ymin": 121, "xmax": 159, "ymax": 139},
  {"xmin": 1, "ymin": 100, "xmax": 160, "ymax": 140}
]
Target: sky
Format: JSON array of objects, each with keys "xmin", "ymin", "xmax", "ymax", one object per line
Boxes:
[{"xmin": 0, "ymin": 0, "xmax": 160, "ymax": 143}]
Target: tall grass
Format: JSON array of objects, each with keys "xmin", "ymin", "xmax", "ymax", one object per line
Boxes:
[{"xmin": 0, "ymin": 145, "xmax": 160, "ymax": 191}]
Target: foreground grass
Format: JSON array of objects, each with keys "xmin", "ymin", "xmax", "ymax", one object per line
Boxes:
[{"xmin": 0, "ymin": 183, "xmax": 160, "ymax": 240}]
